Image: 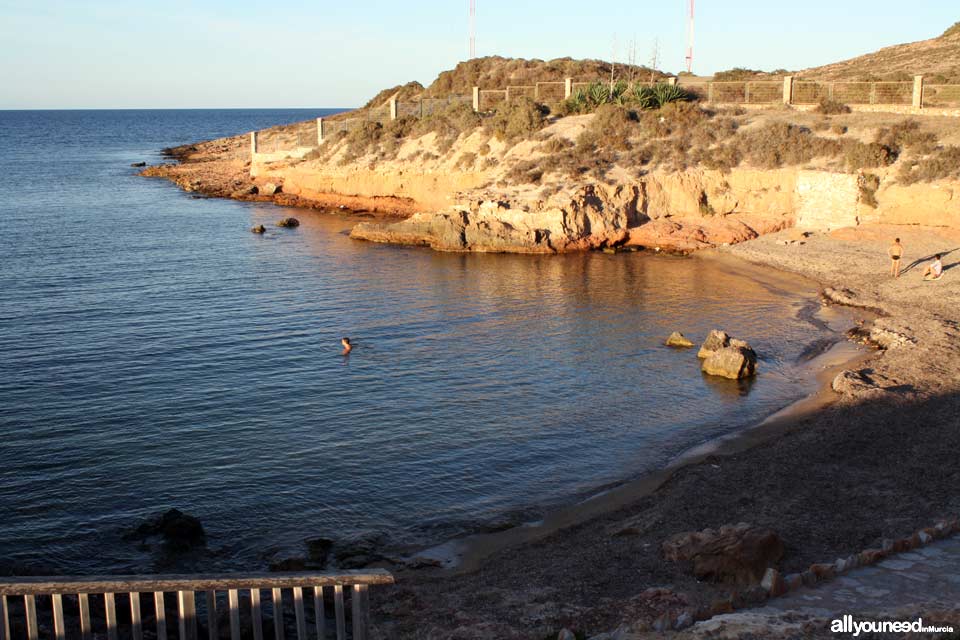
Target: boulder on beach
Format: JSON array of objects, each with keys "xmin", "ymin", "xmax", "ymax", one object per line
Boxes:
[
  {"xmin": 259, "ymin": 182, "xmax": 280, "ymax": 196},
  {"xmin": 122, "ymin": 508, "xmax": 206, "ymax": 551},
  {"xmin": 697, "ymin": 330, "xmax": 730, "ymax": 359},
  {"xmin": 276, "ymin": 217, "xmax": 300, "ymax": 228},
  {"xmin": 662, "ymin": 523, "xmax": 783, "ymax": 585},
  {"xmin": 702, "ymin": 344, "xmax": 758, "ymax": 379},
  {"xmin": 251, "ymin": 225, "xmax": 266, "ymax": 234},
  {"xmin": 665, "ymin": 332, "xmax": 695, "ymax": 348}
]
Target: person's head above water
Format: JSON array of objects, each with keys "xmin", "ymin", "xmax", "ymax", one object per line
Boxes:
[
  {"xmin": 935, "ymin": 254, "xmax": 942, "ymax": 260},
  {"xmin": 341, "ymin": 337, "xmax": 351, "ymax": 346},
  {"xmin": 895, "ymin": 238, "xmax": 900, "ymax": 243}
]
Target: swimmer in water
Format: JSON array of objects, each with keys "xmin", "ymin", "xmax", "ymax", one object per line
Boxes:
[{"xmin": 341, "ymin": 337, "xmax": 352, "ymax": 355}]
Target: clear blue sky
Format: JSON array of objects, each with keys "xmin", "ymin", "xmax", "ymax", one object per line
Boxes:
[{"xmin": 0, "ymin": 0, "xmax": 956, "ymax": 109}]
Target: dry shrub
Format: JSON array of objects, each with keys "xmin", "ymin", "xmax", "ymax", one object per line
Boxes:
[
  {"xmin": 832, "ymin": 125, "xmax": 848, "ymax": 136},
  {"xmin": 698, "ymin": 144, "xmax": 744, "ymax": 172},
  {"xmin": 812, "ymin": 119, "xmax": 831, "ymax": 132},
  {"xmin": 455, "ymin": 151, "xmax": 477, "ymax": 170},
  {"xmin": 815, "ymin": 98, "xmax": 852, "ymax": 115},
  {"xmin": 339, "ymin": 121, "xmax": 384, "ymax": 165},
  {"xmin": 898, "ymin": 146, "xmax": 960, "ymax": 185},
  {"xmin": 736, "ymin": 122, "xmax": 841, "ymax": 169},
  {"xmin": 486, "ymin": 97, "xmax": 549, "ymax": 142},
  {"xmin": 875, "ymin": 120, "xmax": 938, "ymax": 156},
  {"xmin": 858, "ymin": 173, "xmax": 881, "ymax": 208},
  {"xmin": 843, "ymin": 141, "xmax": 895, "ymax": 171},
  {"xmin": 415, "ymin": 103, "xmax": 482, "ymax": 153},
  {"xmin": 578, "ymin": 104, "xmax": 638, "ymax": 151},
  {"xmin": 478, "ymin": 142, "xmax": 492, "ymax": 156},
  {"xmin": 538, "ymin": 137, "xmax": 573, "ymax": 154},
  {"xmin": 505, "ymin": 159, "xmax": 545, "ymax": 184}
]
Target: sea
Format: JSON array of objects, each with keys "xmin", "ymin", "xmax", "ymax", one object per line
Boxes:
[{"xmin": 0, "ymin": 109, "xmax": 839, "ymax": 573}]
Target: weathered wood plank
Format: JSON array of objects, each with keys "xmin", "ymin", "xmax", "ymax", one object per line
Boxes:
[
  {"xmin": 313, "ymin": 587, "xmax": 325, "ymax": 640},
  {"xmin": 351, "ymin": 586, "xmax": 363, "ymax": 640},
  {"xmin": 0, "ymin": 594, "xmax": 9, "ymax": 640},
  {"xmin": 250, "ymin": 589, "xmax": 263, "ymax": 640},
  {"xmin": 293, "ymin": 587, "xmax": 306, "ymax": 640},
  {"xmin": 205, "ymin": 591, "xmax": 218, "ymax": 640},
  {"xmin": 0, "ymin": 571, "xmax": 394, "ymax": 595},
  {"xmin": 105, "ymin": 592, "xmax": 118, "ymax": 640},
  {"xmin": 24, "ymin": 595, "xmax": 37, "ymax": 640},
  {"xmin": 333, "ymin": 586, "xmax": 345, "ymax": 640},
  {"xmin": 153, "ymin": 592, "xmax": 167, "ymax": 640},
  {"xmin": 79, "ymin": 593, "xmax": 92, "ymax": 640},
  {"xmin": 130, "ymin": 592, "xmax": 143, "ymax": 640},
  {"xmin": 178, "ymin": 590, "xmax": 198, "ymax": 640},
  {"xmin": 52, "ymin": 594, "xmax": 65, "ymax": 640},
  {"xmin": 271, "ymin": 588, "xmax": 284, "ymax": 640},
  {"xmin": 227, "ymin": 589, "xmax": 240, "ymax": 640}
]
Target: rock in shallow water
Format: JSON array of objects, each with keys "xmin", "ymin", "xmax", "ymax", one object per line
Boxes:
[
  {"xmin": 702, "ymin": 345, "xmax": 758, "ymax": 379},
  {"xmin": 697, "ymin": 329, "xmax": 730, "ymax": 359},
  {"xmin": 665, "ymin": 331, "xmax": 695, "ymax": 348},
  {"xmin": 276, "ymin": 217, "xmax": 300, "ymax": 228}
]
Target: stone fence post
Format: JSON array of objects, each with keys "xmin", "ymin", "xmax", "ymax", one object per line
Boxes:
[
  {"xmin": 913, "ymin": 75, "xmax": 924, "ymax": 109},
  {"xmin": 389, "ymin": 98, "xmax": 398, "ymax": 120},
  {"xmin": 316, "ymin": 118, "xmax": 324, "ymax": 144},
  {"xmin": 250, "ymin": 131, "xmax": 258, "ymax": 156},
  {"xmin": 783, "ymin": 76, "xmax": 794, "ymax": 105},
  {"xmin": 564, "ymin": 78, "xmax": 572, "ymax": 99},
  {"xmin": 472, "ymin": 86, "xmax": 480, "ymax": 112}
]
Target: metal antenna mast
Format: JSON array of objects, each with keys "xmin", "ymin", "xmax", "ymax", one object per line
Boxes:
[
  {"xmin": 469, "ymin": 0, "xmax": 476, "ymax": 59},
  {"xmin": 685, "ymin": 0, "xmax": 695, "ymax": 73}
]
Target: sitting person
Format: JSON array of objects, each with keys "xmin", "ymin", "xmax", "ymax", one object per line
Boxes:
[{"xmin": 922, "ymin": 254, "xmax": 944, "ymax": 281}]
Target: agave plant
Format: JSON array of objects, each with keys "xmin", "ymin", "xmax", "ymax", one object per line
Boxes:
[
  {"xmin": 588, "ymin": 81, "xmax": 611, "ymax": 107},
  {"xmin": 565, "ymin": 89, "xmax": 590, "ymax": 114},
  {"xmin": 631, "ymin": 83, "xmax": 656, "ymax": 109},
  {"xmin": 648, "ymin": 83, "xmax": 693, "ymax": 108},
  {"xmin": 610, "ymin": 80, "xmax": 629, "ymax": 104}
]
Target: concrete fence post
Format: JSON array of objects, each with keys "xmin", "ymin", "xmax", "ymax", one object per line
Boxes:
[
  {"xmin": 316, "ymin": 118, "xmax": 324, "ymax": 145},
  {"xmin": 783, "ymin": 76, "xmax": 794, "ymax": 105},
  {"xmin": 389, "ymin": 98, "xmax": 398, "ymax": 120},
  {"xmin": 472, "ymin": 86, "xmax": 480, "ymax": 112},
  {"xmin": 564, "ymin": 78, "xmax": 572, "ymax": 99},
  {"xmin": 666, "ymin": 77, "xmax": 677, "ymax": 86},
  {"xmin": 913, "ymin": 75, "xmax": 924, "ymax": 109},
  {"xmin": 250, "ymin": 131, "xmax": 258, "ymax": 156}
]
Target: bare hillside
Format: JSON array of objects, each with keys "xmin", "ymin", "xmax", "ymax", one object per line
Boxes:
[{"xmin": 801, "ymin": 22, "xmax": 960, "ymax": 82}]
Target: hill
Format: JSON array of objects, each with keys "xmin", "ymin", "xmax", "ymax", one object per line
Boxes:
[{"xmin": 801, "ymin": 22, "xmax": 960, "ymax": 82}]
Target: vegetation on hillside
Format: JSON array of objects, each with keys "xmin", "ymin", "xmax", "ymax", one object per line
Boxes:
[{"xmin": 425, "ymin": 56, "xmax": 669, "ymax": 96}]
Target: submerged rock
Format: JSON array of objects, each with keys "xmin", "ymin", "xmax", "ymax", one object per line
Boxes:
[
  {"xmin": 130, "ymin": 161, "xmax": 147, "ymax": 168},
  {"xmin": 123, "ymin": 508, "xmax": 206, "ymax": 551},
  {"xmin": 276, "ymin": 217, "xmax": 300, "ymax": 228},
  {"xmin": 665, "ymin": 332, "xmax": 695, "ymax": 348},
  {"xmin": 662, "ymin": 523, "xmax": 783, "ymax": 585},
  {"xmin": 251, "ymin": 225, "xmax": 266, "ymax": 234}
]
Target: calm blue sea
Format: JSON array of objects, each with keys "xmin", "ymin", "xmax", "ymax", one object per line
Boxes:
[{"xmin": 0, "ymin": 109, "xmax": 831, "ymax": 573}]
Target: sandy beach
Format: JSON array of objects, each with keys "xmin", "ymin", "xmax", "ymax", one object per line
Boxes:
[{"xmin": 365, "ymin": 224, "xmax": 960, "ymax": 639}]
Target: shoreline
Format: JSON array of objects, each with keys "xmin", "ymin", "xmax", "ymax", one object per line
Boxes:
[{"xmin": 406, "ymin": 251, "xmax": 874, "ymax": 574}]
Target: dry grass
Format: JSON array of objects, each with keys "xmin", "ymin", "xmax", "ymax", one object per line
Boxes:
[
  {"xmin": 815, "ymin": 98, "xmax": 852, "ymax": 115},
  {"xmin": 897, "ymin": 146, "xmax": 960, "ymax": 184}
]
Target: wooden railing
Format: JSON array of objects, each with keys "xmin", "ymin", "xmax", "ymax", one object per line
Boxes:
[{"xmin": 0, "ymin": 570, "xmax": 394, "ymax": 640}]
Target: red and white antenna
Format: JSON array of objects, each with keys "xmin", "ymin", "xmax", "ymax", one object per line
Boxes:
[
  {"xmin": 469, "ymin": 0, "xmax": 476, "ymax": 59},
  {"xmin": 685, "ymin": 0, "xmax": 695, "ymax": 73}
]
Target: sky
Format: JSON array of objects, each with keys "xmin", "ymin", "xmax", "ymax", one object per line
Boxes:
[{"xmin": 0, "ymin": 1, "xmax": 956, "ymax": 109}]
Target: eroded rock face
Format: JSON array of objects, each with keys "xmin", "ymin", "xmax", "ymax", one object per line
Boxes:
[{"xmin": 662, "ymin": 523, "xmax": 784, "ymax": 585}]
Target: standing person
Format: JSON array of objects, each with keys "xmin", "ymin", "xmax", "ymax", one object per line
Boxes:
[
  {"xmin": 888, "ymin": 238, "xmax": 903, "ymax": 278},
  {"xmin": 922, "ymin": 255, "xmax": 943, "ymax": 281}
]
